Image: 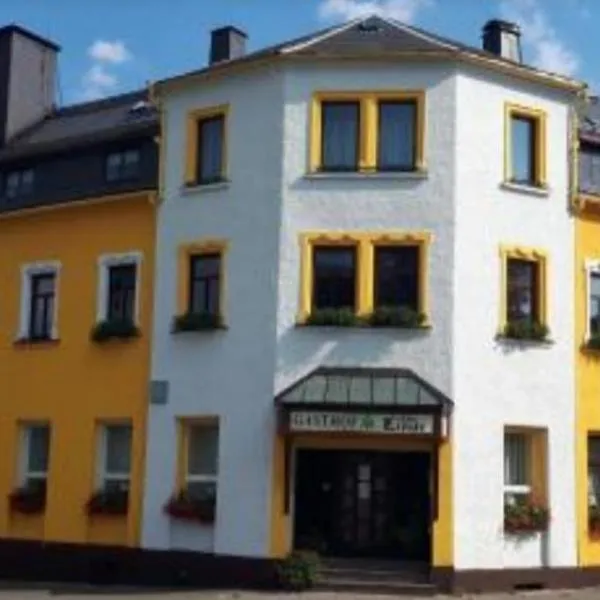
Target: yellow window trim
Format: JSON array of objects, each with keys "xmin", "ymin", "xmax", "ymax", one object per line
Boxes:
[
  {"xmin": 175, "ymin": 416, "xmax": 218, "ymax": 492},
  {"xmin": 184, "ymin": 104, "xmax": 229, "ymax": 186},
  {"xmin": 309, "ymin": 91, "xmax": 426, "ymax": 173},
  {"xmin": 299, "ymin": 231, "xmax": 432, "ymax": 322},
  {"xmin": 177, "ymin": 240, "xmax": 228, "ymax": 316},
  {"xmin": 504, "ymin": 102, "xmax": 547, "ymax": 187},
  {"xmin": 499, "ymin": 245, "xmax": 548, "ymax": 330}
]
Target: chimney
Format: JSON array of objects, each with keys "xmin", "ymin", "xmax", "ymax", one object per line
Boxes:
[
  {"xmin": 0, "ymin": 25, "xmax": 59, "ymax": 146},
  {"xmin": 209, "ymin": 26, "xmax": 247, "ymax": 65},
  {"xmin": 482, "ymin": 19, "xmax": 522, "ymax": 63}
]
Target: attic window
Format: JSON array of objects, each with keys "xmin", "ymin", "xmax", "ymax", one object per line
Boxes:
[{"xmin": 357, "ymin": 22, "xmax": 382, "ymax": 34}]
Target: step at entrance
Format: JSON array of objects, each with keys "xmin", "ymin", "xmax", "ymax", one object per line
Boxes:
[{"xmin": 318, "ymin": 558, "xmax": 437, "ymax": 595}]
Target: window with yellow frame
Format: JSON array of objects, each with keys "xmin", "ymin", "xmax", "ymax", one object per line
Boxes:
[
  {"xmin": 299, "ymin": 231, "xmax": 431, "ymax": 327},
  {"xmin": 184, "ymin": 105, "xmax": 229, "ymax": 186},
  {"xmin": 309, "ymin": 92, "xmax": 425, "ymax": 174},
  {"xmin": 504, "ymin": 103, "xmax": 547, "ymax": 188},
  {"xmin": 173, "ymin": 240, "xmax": 228, "ymax": 332},
  {"xmin": 499, "ymin": 246, "xmax": 549, "ymax": 341}
]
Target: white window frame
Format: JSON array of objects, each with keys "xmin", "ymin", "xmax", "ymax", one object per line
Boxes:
[
  {"xmin": 503, "ymin": 432, "xmax": 531, "ymax": 502},
  {"xmin": 19, "ymin": 423, "xmax": 50, "ymax": 487},
  {"xmin": 585, "ymin": 259, "xmax": 600, "ymax": 341},
  {"xmin": 185, "ymin": 424, "xmax": 218, "ymax": 493},
  {"xmin": 96, "ymin": 423, "xmax": 132, "ymax": 490},
  {"xmin": 96, "ymin": 252, "xmax": 143, "ymax": 324},
  {"xmin": 18, "ymin": 261, "xmax": 61, "ymax": 341}
]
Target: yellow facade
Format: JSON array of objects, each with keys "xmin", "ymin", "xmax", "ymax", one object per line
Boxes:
[
  {"xmin": 0, "ymin": 192, "xmax": 155, "ymax": 547},
  {"xmin": 576, "ymin": 209, "xmax": 600, "ymax": 565}
]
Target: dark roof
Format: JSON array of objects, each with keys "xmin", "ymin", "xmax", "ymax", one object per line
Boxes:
[
  {"xmin": 580, "ymin": 96, "xmax": 600, "ymax": 145},
  {"xmin": 0, "ymin": 89, "xmax": 159, "ymax": 162},
  {"xmin": 276, "ymin": 366, "xmax": 453, "ymax": 413},
  {"xmin": 0, "ymin": 24, "xmax": 61, "ymax": 52},
  {"xmin": 157, "ymin": 15, "xmax": 583, "ymax": 91}
]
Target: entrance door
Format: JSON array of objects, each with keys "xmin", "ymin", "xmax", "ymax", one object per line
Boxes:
[{"xmin": 294, "ymin": 449, "xmax": 431, "ymax": 561}]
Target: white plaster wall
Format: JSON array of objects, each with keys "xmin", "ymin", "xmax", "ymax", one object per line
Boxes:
[
  {"xmin": 276, "ymin": 62, "xmax": 458, "ymax": 398},
  {"xmin": 452, "ymin": 67, "xmax": 576, "ymax": 570},
  {"xmin": 143, "ymin": 65, "xmax": 285, "ymax": 557}
]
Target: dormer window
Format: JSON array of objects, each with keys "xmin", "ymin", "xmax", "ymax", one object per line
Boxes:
[
  {"xmin": 4, "ymin": 168, "xmax": 34, "ymax": 200},
  {"xmin": 105, "ymin": 149, "xmax": 141, "ymax": 182}
]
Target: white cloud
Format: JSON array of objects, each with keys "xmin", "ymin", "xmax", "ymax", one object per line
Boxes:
[
  {"xmin": 318, "ymin": 0, "xmax": 432, "ymax": 23},
  {"xmin": 88, "ymin": 40, "xmax": 131, "ymax": 64},
  {"xmin": 81, "ymin": 64, "xmax": 118, "ymax": 100},
  {"xmin": 500, "ymin": 0, "xmax": 579, "ymax": 76}
]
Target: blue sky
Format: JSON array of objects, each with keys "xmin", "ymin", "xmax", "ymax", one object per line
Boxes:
[{"xmin": 0, "ymin": 0, "xmax": 596, "ymax": 104}]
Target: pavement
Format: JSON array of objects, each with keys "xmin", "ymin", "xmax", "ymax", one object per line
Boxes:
[{"xmin": 1, "ymin": 589, "xmax": 600, "ymax": 599}]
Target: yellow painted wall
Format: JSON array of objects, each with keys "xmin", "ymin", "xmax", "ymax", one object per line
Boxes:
[
  {"xmin": 576, "ymin": 212, "xmax": 600, "ymax": 565},
  {"xmin": 0, "ymin": 193, "xmax": 155, "ymax": 547},
  {"xmin": 269, "ymin": 432, "xmax": 453, "ymax": 566}
]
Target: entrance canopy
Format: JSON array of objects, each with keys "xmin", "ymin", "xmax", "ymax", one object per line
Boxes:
[{"xmin": 276, "ymin": 366, "xmax": 453, "ymax": 439}]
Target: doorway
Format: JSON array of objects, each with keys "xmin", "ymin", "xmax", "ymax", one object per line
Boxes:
[{"xmin": 293, "ymin": 449, "xmax": 432, "ymax": 561}]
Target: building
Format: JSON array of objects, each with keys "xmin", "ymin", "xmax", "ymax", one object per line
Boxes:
[
  {"xmin": 0, "ymin": 23, "xmax": 158, "ymax": 567},
  {"xmin": 575, "ymin": 96, "xmax": 600, "ymax": 567},
  {"xmin": 145, "ymin": 15, "xmax": 586, "ymax": 592}
]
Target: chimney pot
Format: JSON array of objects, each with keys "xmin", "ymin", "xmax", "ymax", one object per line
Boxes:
[
  {"xmin": 482, "ymin": 19, "xmax": 522, "ymax": 63},
  {"xmin": 209, "ymin": 26, "xmax": 247, "ymax": 65}
]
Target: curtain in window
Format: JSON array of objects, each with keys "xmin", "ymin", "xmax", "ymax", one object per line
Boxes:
[
  {"xmin": 507, "ymin": 259, "xmax": 537, "ymax": 321},
  {"xmin": 378, "ymin": 101, "xmax": 415, "ymax": 170},
  {"xmin": 322, "ymin": 102, "xmax": 359, "ymax": 170},
  {"xmin": 504, "ymin": 433, "xmax": 528, "ymax": 487},
  {"xmin": 198, "ymin": 117, "xmax": 224, "ymax": 182}
]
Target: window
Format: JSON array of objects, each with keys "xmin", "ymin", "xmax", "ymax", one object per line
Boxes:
[
  {"xmin": 96, "ymin": 253, "xmax": 142, "ymax": 324},
  {"xmin": 377, "ymin": 100, "xmax": 416, "ymax": 171},
  {"xmin": 312, "ymin": 246, "xmax": 357, "ymax": 311},
  {"xmin": 20, "ymin": 423, "xmax": 50, "ymax": 494},
  {"xmin": 185, "ymin": 105, "xmax": 228, "ymax": 186},
  {"xmin": 105, "ymin": 149, "xmax": 140, "ymax": 182},
  {"xmin": 299, "ymin": 232, "xmax": 431, "ymax": 321},
  {"xmin": 374, "ymin": 245, "xmax": 419, "ymax": 310},
  {"xmin": 189, "ymin": 254, "xmax": 221, "ymax": 315},
  {"xmin": 590, "ymin": 270, "xmax": 600, "ymax": 338},
  {"xmin": 29, "ymin": 273, "xmax": 56, "ymax": 340},
  {"xmin": 589, "ymin": 436, "xmax": 600, "ymax": 510},
  {"xmin": 505, "ymin": 104, "xmax": 546, "ymax": 187},
  {"xmin": 504, "ymin": 432, "xmax": 530, "ymax": 505},
  {"xmin": 310, "ymin": 92, "xmax": 425, "ymax": 173},
  {"xmin": 4, "ymin": 168, "xmax": 34, "ymax": 200},
  {"xmin": 107, "ymin": 264, "xmax": 137, "ymax": 322},
  {"xmin": 98, "ymin": 424, "xmax": 132, "ymax": 493},
  {"xmin": 182, "ymin": 422, "xmax": 219, "ymax": 502},
  {"xmin": 321, "ymin": 102, "xmax": 360, "ymax": 171},
  {"xmin": 500, "ymin": 246, "xmax": 547, "ymax": 328},
  {"xmin": 579, "ymin": 144, "xmax": 600, "ymax": 197}
]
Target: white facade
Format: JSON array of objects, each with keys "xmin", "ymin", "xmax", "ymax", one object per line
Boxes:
[{"xmin": 144, "ymin": 24, "xmax": 577, "ymax": 572}]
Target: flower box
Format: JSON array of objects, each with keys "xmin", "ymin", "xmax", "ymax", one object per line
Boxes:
[
  {"xmin": 504, "ymin": 497, "xmax": 549, "ymax": 535},
  {"xmin": 368, "ymin": 306, "xmax": 426, "ymax": 328},
  {"xmin": 172, "ymin": 312, "xmax": 224, "ymax": 333},
  {"xmin": 91, "ymin": 319, "xmax": 140, "ymax": 342},
  {"xmin": 9, "ymin": 486, "xmax": 46, "ymax": 515},
  {"xmin": 503, "ymin": 319, "xmax": 549, "ymax": 342},
  {"xmin": 304, "ymin": 308, "xmax": 361, "ymax": 327},
  {"xmin": 163, "ymin": 491, "xmax": 215, "ymax": 523},
  {"xmin": 86, "ymin": 488, "xmax": 129, "ymax": 516}
]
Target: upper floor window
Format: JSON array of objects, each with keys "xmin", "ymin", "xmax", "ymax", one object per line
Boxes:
[
  {"xmin": 107, "ymin": 264, "xmax": 137, "ymax": 322},
  {"xmin": 503, "ymin": 431, "xmax": 530, "ymax": 504},
  {"xmin": 105, "ymin": 149, "xmax": 140, "ymax": 182},
  {"xmin": 580, "ymin": 143, "xmax": 600, "ymax": 196},
  {"xmin": 183, "ymin": 421, "xmax": 219, "ymax": 502},
  {"xmin": 189, "ymin": 253, "xmax": 221, "ymax": 316},
  {"xmin": 20, "ymin": 423, "xmax": 51, "ymax": 495},
  {"xmin": 98, "ymin": 423, "xmax": 132, "ymax": 493},
  {"xmin": 374, "ymin": 245, "xmax": 419, "ymax": 311},
  {"xmin": 505, "ymin": 104, "xmax": 546, "ymax": 188},
  {"xmin": 589, "ymin": 436, "xmax": 600, "ymax": 514},
  {"xmin": 506, "ymin": 258, "xmax": 539, "ymax": 323},
  {"xmin": 311, "ymin": 92, "xmax": 425, "ymax": 174},
  {"xmin": 312, "ymin": 246, "xmax": 357, "ymax": 311},
  {"xmin": 4, "ymin": 168, "xmax": 34, "ymax": 199},
  {"xmin": 185, "ymin": 105, "xmax": 228, "ymax": 186}
]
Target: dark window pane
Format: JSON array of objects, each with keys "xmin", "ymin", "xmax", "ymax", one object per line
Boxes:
[
  {"xmin": 590, "ymin": 436, "xmax": 600, "ymax": 508},
  {"xmin": 196, "ymin": 116, "xmax": 224, "ymax": 183},
  {"xmin": 507, "ymin": 259, "xmax": 538, "ymax": 321},
  {"xmin": 374, "ymin": 245, "xmax": 419, "ymax": 309},
  {"xmin": 189, "ymin": 254, "xmax": 221, "ymax": 315},
  {"xmin": 511, "ymin": 116, "xmax": 537, "ymax": 184},
  {"xmin": 580, "ymin": 146, "xmax": 600, "ymax": 196},
  {"xmin": 27, "ymin": 425, "xmax": 50, "ymax": 473},
  {"xmin": 106, "ymin": 149, "xmax": 140, "ymax": 182},
  {"xmin": 321, "ymin": 102, "xmax": 359, "ymax": 171},
  {"xmin": 312, "ymin": 246, "xmax": 356, "ymax": 310},
  {"xmin": 29, "ymin": 273, "xmax": 55, "ymax": 339},
  {"xmin": 377, "ymin": 101, "xmax": 416, "ymax": 170},
  {"xmin": 107, "ymin": 264, "xmax": 137, "ymax": 321},
  {"xmin": 591, "ymin": 272, "xmax": 600, "ymax": 334},
  {"xmin": 5, "ymin": 169, "xmax": 35, "ymax": 199}
]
